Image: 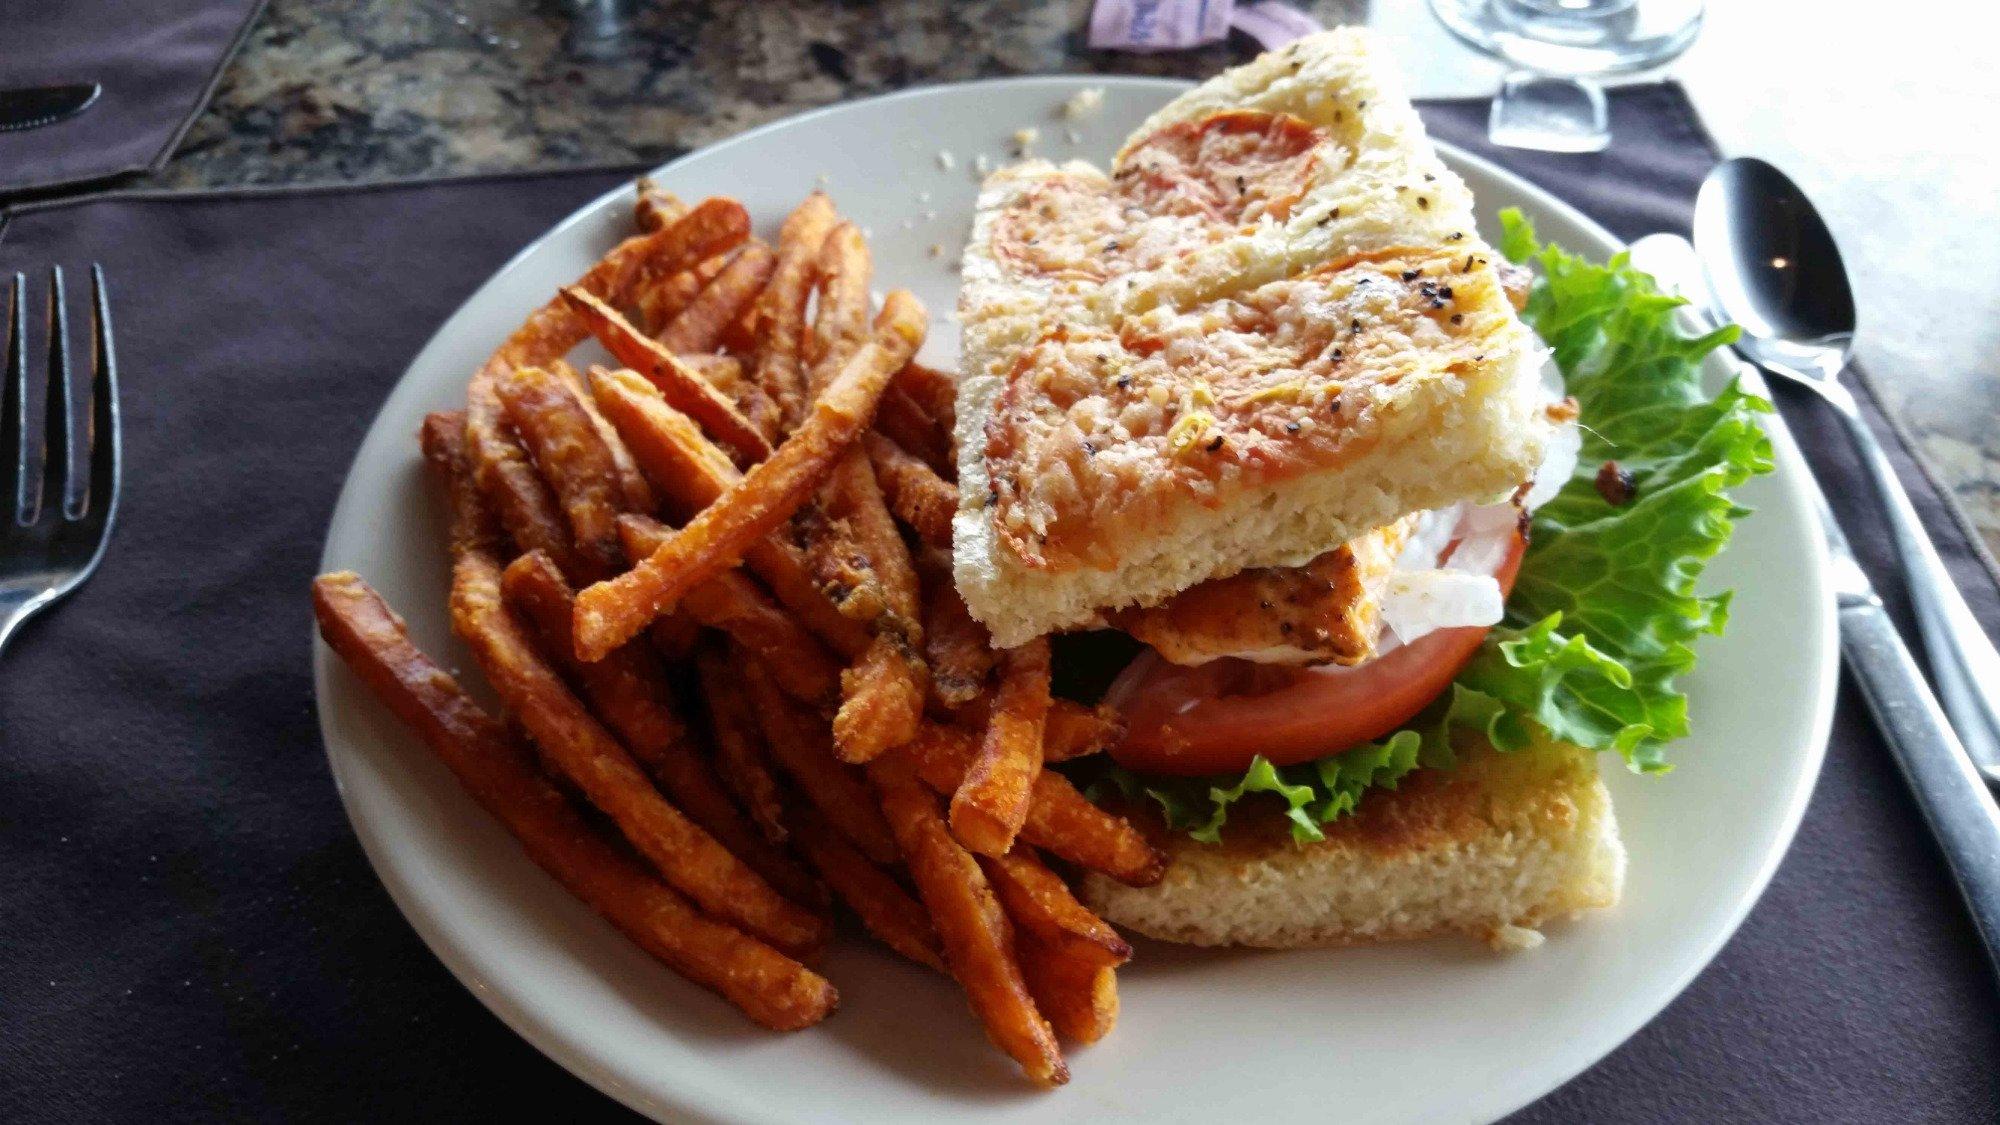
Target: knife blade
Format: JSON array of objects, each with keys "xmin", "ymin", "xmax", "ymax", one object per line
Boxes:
[{"xmin": 0, "ymin": 83, "xmax": 102, "ymax": 133}]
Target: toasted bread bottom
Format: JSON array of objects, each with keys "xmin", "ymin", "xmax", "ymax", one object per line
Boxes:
[{"xmin": 1080, "ymin": 738, "xmax": 1624, "ymax": 950}]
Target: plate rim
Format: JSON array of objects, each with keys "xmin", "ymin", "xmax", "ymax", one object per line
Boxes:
[{"xmin": 312, "ymin": 73, "xmax": 1839, "ymax": 1125}]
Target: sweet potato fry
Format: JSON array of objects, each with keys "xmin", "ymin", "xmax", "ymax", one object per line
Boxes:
[
  {"xmin": 865, "ymin": 431, "xmax": 956, "ymax": 548},
  {"xmin": 921, "ymin": 578, "xmax": 993, "ymax": 707},
  {"xmin": 894, "ymin": 361, "xmax": 958, "ymax": 433},
  {"xmin": 418, "ymin": 411, "xmax": 504, "ymax": 560},
  {"xmin": 479, "ymin": 197, "xmax": 750, "ymax": 381},
  {"xmin": 661, "ymin": 240, "xmax": 776, "ymax": 356},
  {"xmin": 620, "ymin": 515, "xmax": 842, "ymax": 707},
  {"xmin": 632, "ymin": 178, "xmax": 686, "ymax": 233},
  {"xmin": 742, "ymin": 655, "xmax": 900, "ymax": 866},
  {"xmin": 1017, "ymin": 935, "xmax": 1118, "ymax": 1045},
  {"xmin": 979, "ymin": 848, "xmax": 1131, "ymax": 970},
  {"xmin": 834, "ymin": 632, "xmax": 926, "ymax": 764},
  {"xmin": 695, "ymin": 647, "xmax": 790, "ymax": 844},
  {"xmin": 464, "ymin": 378, "xmax": 601, "ymax": 582},
  {"xmin": 635, "ymin": 252, "xmax": 731, "ymax": 336},
  {"xmin": 902, "ymin": 723, "xmax": 1166, "ymax": 887},
  {"xmin": 589, "ymin": 369, "xmax": 870, "ymax": 657},
  {"xmin": 312, "ymin": 572, "xmax": 834, "ymax": 1031},
  {"xmin": 950, "ymin": 695, "xmax": 1123, "ymax": 763},
  {"xmin": 950, "ymin": 637, "xmax": 1052, "ymax": 857},
  {"xmin": 869, "ymin": 751, "xmax": 1067, "ymax": 1087},
  {"xmin": 591, "ymin": 367, "xmax": 740, "ymax": 514},
  {"xmin": 573, "ymin": 293, "xmax": 927, "ymax": 662},
  {"xmin": 791, "ymin": 808, "xmax": 945, "ymax": 972},
  {"xmin": 450, "ymin": 550, "xmax": 827, "ymax": 960},
  {"xmin": 562, "ymin": 285, "xmax": 772, "ymax": 467},
  {"xmin": 500, "ymin": 551, "xmax": 827, "ymax": 909},
  {"xmin": 822, "ymin": 446, "xmax": 927, "ymax": 762},
  {"xmin": 834, "ymin": 453, "xmax": 921, "ymax": 623},
  {"xmin": 806, "ymin": 222, "xmax": 872, "ymax": 386},
  {"xmin": 872, "ymin": 385, "xmax": 954, "ymax": 478},
  {"xmin": 676, "ymin": 352, "xmax": 742, "ymax": 391},
  {"xmin": 1043, "ymin": 701, "xmax": 1124, "ymax": 763},
  {"xmin": 556, "ymin": 362, "xmax": 654, "ymax": 514},
  {"xmin": 494, "ymin": 365, "xmax": 631, "ymax": 573},
  {"xmin": 752, "ymin": 193, "xmax": 839, "ymax": 429}
]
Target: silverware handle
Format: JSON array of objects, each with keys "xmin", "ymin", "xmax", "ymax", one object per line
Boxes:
[
  {"xmin": 1841, "ymin": 598, "xmax": 2000, "ymax": 975},
  {"xmin": 1834, "ymin": 401, "xmax": 2000, "ymax": 786}
]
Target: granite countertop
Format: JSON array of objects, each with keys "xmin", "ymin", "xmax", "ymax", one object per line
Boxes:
[
  {"xmin": 152, "ymin": 0, "xmax": 1341, "ymax": 188},
  {"xmin": 151, "ymin": 0, "xmax": 2000, "ymax": 561}
]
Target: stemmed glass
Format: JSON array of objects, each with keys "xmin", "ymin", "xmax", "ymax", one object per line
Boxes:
[{"xmin": 1427, "ymin": 0, "xmax": 1704, "ymax": 152}]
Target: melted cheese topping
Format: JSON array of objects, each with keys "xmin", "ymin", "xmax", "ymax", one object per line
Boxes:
[{"xmin": 981, "ymin": 111, "xmax": 1331, "ymax": 307}]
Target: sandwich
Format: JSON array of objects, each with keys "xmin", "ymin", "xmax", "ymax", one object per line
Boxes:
[{"xmin": 952, "ymin": 30, "xmax": 1772, "ymax": 948}]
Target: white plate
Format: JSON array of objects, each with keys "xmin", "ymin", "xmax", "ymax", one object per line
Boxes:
[{"xmin": 314, "ymin": 77, "xmax": 1836, "ymax": 1124}]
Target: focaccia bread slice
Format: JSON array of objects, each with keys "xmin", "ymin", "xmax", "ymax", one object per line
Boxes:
[
  {"xmin": 954, "ymin": 27, "xmax": 1548, "ymax": 648},
  {"xmin": 955, "ymin": 248, "xmax": 1546, "ymax": 647},
  {"xmin": 958, "ymin": 26, "xmax": 1480, "ymax": 385},
  {"xmin": 1080, "ymin": 737, "xmax": 1626, "ymax": 949}
]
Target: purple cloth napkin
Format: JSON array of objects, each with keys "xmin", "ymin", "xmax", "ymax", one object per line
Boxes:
[
  {"xmin": 0, "ymin": 85, "xmax": 1995, "ymax": 1121},
  {"xmin": 0, "ymin": 0, "xmax": 264, "ymax": 197}
]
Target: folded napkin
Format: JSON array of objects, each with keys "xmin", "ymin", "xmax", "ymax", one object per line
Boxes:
[
  {"xmin": 0, "ymin": 0, "xmax": 265, "ymax": 197},
  {"xmin": 0, "ymin": 86, "xmax": 1994, "ymax": 1122}
]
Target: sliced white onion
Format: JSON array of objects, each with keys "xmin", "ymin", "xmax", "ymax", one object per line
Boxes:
[
  {"xmin": 1378, "ymin": 569, "xmax": 1505, "ymax": 646},
  {"xmin": 1523, "ymin": 413, "xmax": 1580, "ymax": 512},
  {"xmin": 1443, "ymin": 502, "xmax": 1520, "ymax": 579},
  {"xmin": 1394, "ymin": 504, "xmax": 1463, "ymax": 573}
]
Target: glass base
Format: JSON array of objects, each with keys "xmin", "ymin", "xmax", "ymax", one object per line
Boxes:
[
  {"xmin": 1429, "ymin": 0, "xmax": 1703, "ymax": 76},
  {"xmin": 1488, "ymin": 73, "xmax": 1610, "ymax": 153}
]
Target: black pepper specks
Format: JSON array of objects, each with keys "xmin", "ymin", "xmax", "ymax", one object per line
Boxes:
[
  {"xmin": 1417, "ymin": 196, "xmax": 1430, "ymax": 210},
  {"xmin": 1401, "ymin": 269, "xmax": 1421, "ymax": 282},
  {"xmin": 1206, "ymin": 434, "xmax": 1225, "ymax": 453}
]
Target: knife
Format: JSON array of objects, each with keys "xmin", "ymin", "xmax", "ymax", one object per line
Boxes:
[
  {"xmin": 1629, "ymin": 232, "xmax": 2000, "ymax": 981},
  {"xmin": 0, "ymin": 83, "xmax": 102, "ymax": 133}
]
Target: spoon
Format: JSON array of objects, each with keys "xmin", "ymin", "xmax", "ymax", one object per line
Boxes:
[
  {"xmin": 1693, "ymin": 157, "xmax": 2000, "ymax": 788},
  {"xmin": 1630, "ymin": 230, "xmax": 2000, "ymax": 980}
]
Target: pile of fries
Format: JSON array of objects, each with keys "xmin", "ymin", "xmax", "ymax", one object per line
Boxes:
[{"xmin": 312, "ymin": 180, "xmax": 1166, "ymax": 1086}]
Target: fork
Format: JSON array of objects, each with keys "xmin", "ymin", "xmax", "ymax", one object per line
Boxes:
[{"xmin": 0, "ymin": 266, "xmax": 121, "ymax": 658}]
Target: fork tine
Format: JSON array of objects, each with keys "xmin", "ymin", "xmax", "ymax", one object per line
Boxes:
[
  {"xmin": 78, "ymin": 264, "xmax": 120, "ymax": 525},
  {"xmin": 4, "ymin": 273, "xmax": 23, "ymax": 525},
  {"xmin": 39, "ymin": 265, "xmax": 74, "ymax": 525}
]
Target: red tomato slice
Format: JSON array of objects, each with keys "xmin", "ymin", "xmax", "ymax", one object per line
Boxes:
[{"xmin": 1106, "ymin": 528, "xmax": 1525, "ymax": 777}]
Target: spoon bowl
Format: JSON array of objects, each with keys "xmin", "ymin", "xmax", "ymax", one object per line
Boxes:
[{"xmin": 1693, "ymin": 157, "xmax": 1856, "ymax": 384}]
